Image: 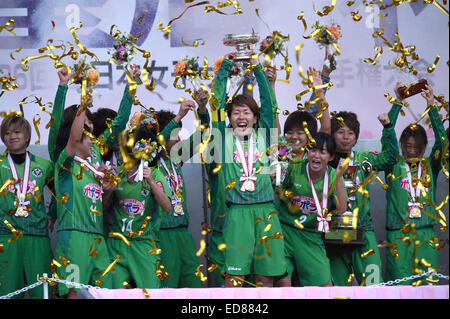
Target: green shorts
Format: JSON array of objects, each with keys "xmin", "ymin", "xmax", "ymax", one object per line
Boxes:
[
  {"xmin": 280, "ymin": 223, "xmax": 332, "ymax": 286},
  {"xmin": 326, "ymin": 230, "xmax": 383, "ymax": 286},
  {"xmin": 158, "ymin": 227, "xmax": 203, "ymax": 288},
  {"xmin": 55, "ymin": 230, "xmax": 112, "ymax": 296},
  {"xmin": 223, "ymin": 202, "xmax": 286, "ymax": 277},
  {"xmin": 107, "ymin": 238, "xmax": 161, "ymax": 289},
  {"xmin": 0, "ymin": 234, "xmax": 53, "ymax": 299},
  {"xmin": 208, "ymin": 230, "xmax": 225, "ymax": 287},
  {"xmin": 385, "ymin": 226, "xmax": 439, "ymax": 285}
]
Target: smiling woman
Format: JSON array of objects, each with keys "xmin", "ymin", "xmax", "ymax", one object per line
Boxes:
[{"xmin": 0, "ymin": 115, "xmax": 31, "ymax": 154}]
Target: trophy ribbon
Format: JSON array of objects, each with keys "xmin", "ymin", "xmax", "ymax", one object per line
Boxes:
[
  {"xmin": 137, "ymin": 160, "xmax": 149, "ymax": 182},
  {"xmin": 405, "ymin": 161, "xmax": 423, "ymax": 218},
  {"xmin": 8, "ymin": 152, "xmax": 31, "ymax": 217},
  {"xmin": 235, "ymin": 134, "xmax": 257, "ymax": 192},
  {"xmin": 306, "ymin": 163, "xmax": 330, "ymax": 233},
  {"xmin": 159, "ymin": 158, "xmax": 184, "ymax": 216}
]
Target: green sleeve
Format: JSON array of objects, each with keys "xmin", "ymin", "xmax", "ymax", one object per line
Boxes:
[
  {"xmin": 366, "ymin": 126, "xmax": 399, "ymax": 172},
  {"xmin": 212, "ymin": 59, "xmax": 233, "ymax": 164},
  {"xmin": 49, "ymin": 84, "xmax": 68, "ymax": 162},
  {"xmin": 428, "ymin": 105, "xmax": 449, "ymax": 177},
  {"xmin": 45, "ymin": 161, "xmax": 57, "ymax": 221},
  {"xmin": 214, "ymin": 59, "xmax": 233, "ymax": 113},
  {"xmin": 152, "ymin": 167, "xmax": 173, "ymax": 200},
  {"xmin": 174, "ymin": 109, "xmax": 211, "ymax": 163},
  {"xmin": 387, "ymin": 102, "xmax": 403, "ymax": 127},
  {"xmin": 100, "ymin": 85, "xmax": 133, "ymax": 147},
  {"xmin": 160, "ymin": 119, "xmax": 181, "ymax": 143},
  {"xmin": 254, "ymin": 63, "xmax": 277, "ymax": 145}
]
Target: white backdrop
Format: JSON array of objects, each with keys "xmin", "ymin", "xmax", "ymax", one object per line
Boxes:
[{"xmin": 0, "ymin": 0, "xmax": 449, "ymax": 144}]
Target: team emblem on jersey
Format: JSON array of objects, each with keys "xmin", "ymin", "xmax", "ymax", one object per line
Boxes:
[
  {"xmin": 32, "ymin": 167, "xmax": 43, "ymax": 179},
  {"xmin": 119, "ymin": 198, "xmax": 145, "ymax": 216},
  {"xmin": 141, "ymin": 188, "xmax": 150, "ymax": 197},
  {"xmin": 291, "ymin": 195, "xmax": 317, "ymax": 213},
  {"xmin": 83, "ymin": 183, "xmax": 102, "ymax": 202}
]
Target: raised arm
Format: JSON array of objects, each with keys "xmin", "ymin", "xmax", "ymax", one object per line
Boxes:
[
  {"xmin": 363, "ymin": 112, "xmax": 399, "ymax": 172},
  {"xmin": 100, "ymin": 65, "xmax": 140, "ymax": 147},
  {"xmin": 308, "ymin": 67, "xmax": 331, "ymax": 134},
  {"xmin": 66, "ymin": 96, "xmax": 91, "ymax": 157},
  {"xmin": 49, "ymin": 68, "xmax": 71, "ymax": 162},
  {"xmin": 422, "ymin": 84, "xmax": 449, "ymax": 177}
]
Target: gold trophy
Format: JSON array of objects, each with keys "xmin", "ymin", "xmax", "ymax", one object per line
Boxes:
[{"xmin": 324, "ymin": 158, "xmax": 372, "ymax": 246}]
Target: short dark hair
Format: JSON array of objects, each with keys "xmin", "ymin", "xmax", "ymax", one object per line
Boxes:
[
  {"xmin": 1, "ymin": 115, "xmax": 32, "ymax": 147},
  {"xmin": 283, "ymin": 111, "xmax": 318, "ymax": 135},
  {"xmin": 225, "ymin": 94, "xmax": 260, "ymax": 123},
  {"xmin": 155, "ymin": 109, "xmax": 180, "ymax": 131},
  {"xmin": 56, "ymin": 104, "xmax": 94, "ymax": 152},
  {"xmin": 399, "ymin": 124, "xmax": 428, "ymax": 152},
  {"xmin": 309, "ymin": 132, "xmax": 336, "ymax": 156},
  {"xmin": 92, "ymin": 108, "xmax": 117, "ymax": 137},
  {"xmin": 331, "ymin": 111, "xmax": 360, "ymax": 141}
]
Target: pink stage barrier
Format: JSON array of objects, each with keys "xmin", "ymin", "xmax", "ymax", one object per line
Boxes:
[{"xmin": 87, "ymin": 285, "xmax": 449, "ymax": 299}]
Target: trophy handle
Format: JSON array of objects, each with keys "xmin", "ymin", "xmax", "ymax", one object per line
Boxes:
[{"xmin": 361, "ymin": 157, "xmax": 372, "ymax": 174}]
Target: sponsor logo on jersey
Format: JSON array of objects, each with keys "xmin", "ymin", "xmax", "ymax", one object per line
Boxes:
[
  {"xmin": 400, "ymin": 177, "xmax": 429, "ymax": 193},
  {"xmin": 232, "ymin": 150, "xmax": 260, "ymax": 164},
  {"xmin": 6, "ymin": 179, "xmax": 37, "ymax": 195},
  {"xmin": 291, "ymin": 195, "xmax": 317, "ymax": 213},
  {"xmin": 83, "ymin": 183, "xmax": 102, "ymax": 202},
  {"xmin": 119, "ymin": 198, "xmax": 145, "ymax": 216}
]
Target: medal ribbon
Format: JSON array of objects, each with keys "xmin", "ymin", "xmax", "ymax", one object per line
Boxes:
[
  {"xmin": 235, "ymin": 134, "xmax": 256, "ymax": 192},
  {"xmin": 159, "ymin": 158, "xmax": 182, "ymax": 207},
  {"xmin": 306, "ymin": 163, "xmax": 330, "ymax": 233},
  {"xmin": 405, "ymin": 161, "xmax": 423, "ymax": 217},
  {"xmin": 8, "ymin": 152, "xmax": 31, "ymax": 208},
  {"xmin": 347, "ymin": 151, "xmax": 356, "ymax": 202},
  {"xmin": 74, "ymin": 156, "xmax": 105, "ymax": 180}
]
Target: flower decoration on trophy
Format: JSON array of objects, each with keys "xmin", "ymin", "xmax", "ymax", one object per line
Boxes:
[
  {"xmin": 311, "ymin": 21, "xmax": 341, "ymax": 71},
  {"xmin": 71, "ymin": 57, "xmax": 100, "ymax": 106},
  {"xmin": 259, "ymin": 33, "xmax": 289, "ymax": 67},
  {"xmin": 268, "ymin": 136, "xmax": 293, "ymax": 186},
  {"xmin": 108, "ymin": 32, "xmax": 142, "ymax": 84},
  {"xmin": 174, "ymin": 56, "xmax": 203, "ymax": 90}
]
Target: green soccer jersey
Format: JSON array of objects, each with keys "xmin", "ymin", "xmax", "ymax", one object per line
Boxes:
[
  {"xmin": 157, "ymin": 157, "xmax": 191, "ymax": 229},
  {"xmin": 0, "ymin": 153, "xmax": 54, "ymax": 236},
  {"xmin": 385, "ymin": 103, "xmax": 448, "ymax": 230},
  {"xmin": 108, "ymin": 163, "xmax": 172, "ymax": 241},
  {"xmin": 55, "ymin": 149, "xmax": 105, "ymax": 235},
  {"xmin": 157, "ymin": 109, "xmax": 210, "ymax": 229},
  {"xmin": 212, "ymin": 59, "xmax": 278, "ymax": 205},
  {"xmin": 205, "ymin": 120, "xmax": 228, "ymax": 233},
  {"xmin": 342, "ymin": 125, "xmax": 399, "ymax": 231},
  {"xmin": 278, "ymin": 161, "xmax": 343, "ymax": 233}
]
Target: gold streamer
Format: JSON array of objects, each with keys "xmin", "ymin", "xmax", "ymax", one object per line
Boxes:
[{"xmin": 108, "ymin": 232, "xmax": 131, "ymax": 246}]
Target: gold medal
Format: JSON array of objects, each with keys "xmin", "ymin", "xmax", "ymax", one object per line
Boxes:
[
  {"xmin": 174, "ymin": 203, "xmax": 183, "ymax": 215},
  {"xmin": 410, "ymin": 206, "xmax": 422, "ymax": 218},
  {"xmin": 16, "ymin": 205, "xmax": 28, "ymax": 217},
  {"xmin": 245, "ymin": 180, "xmax": 255, "ymax": 192}
]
